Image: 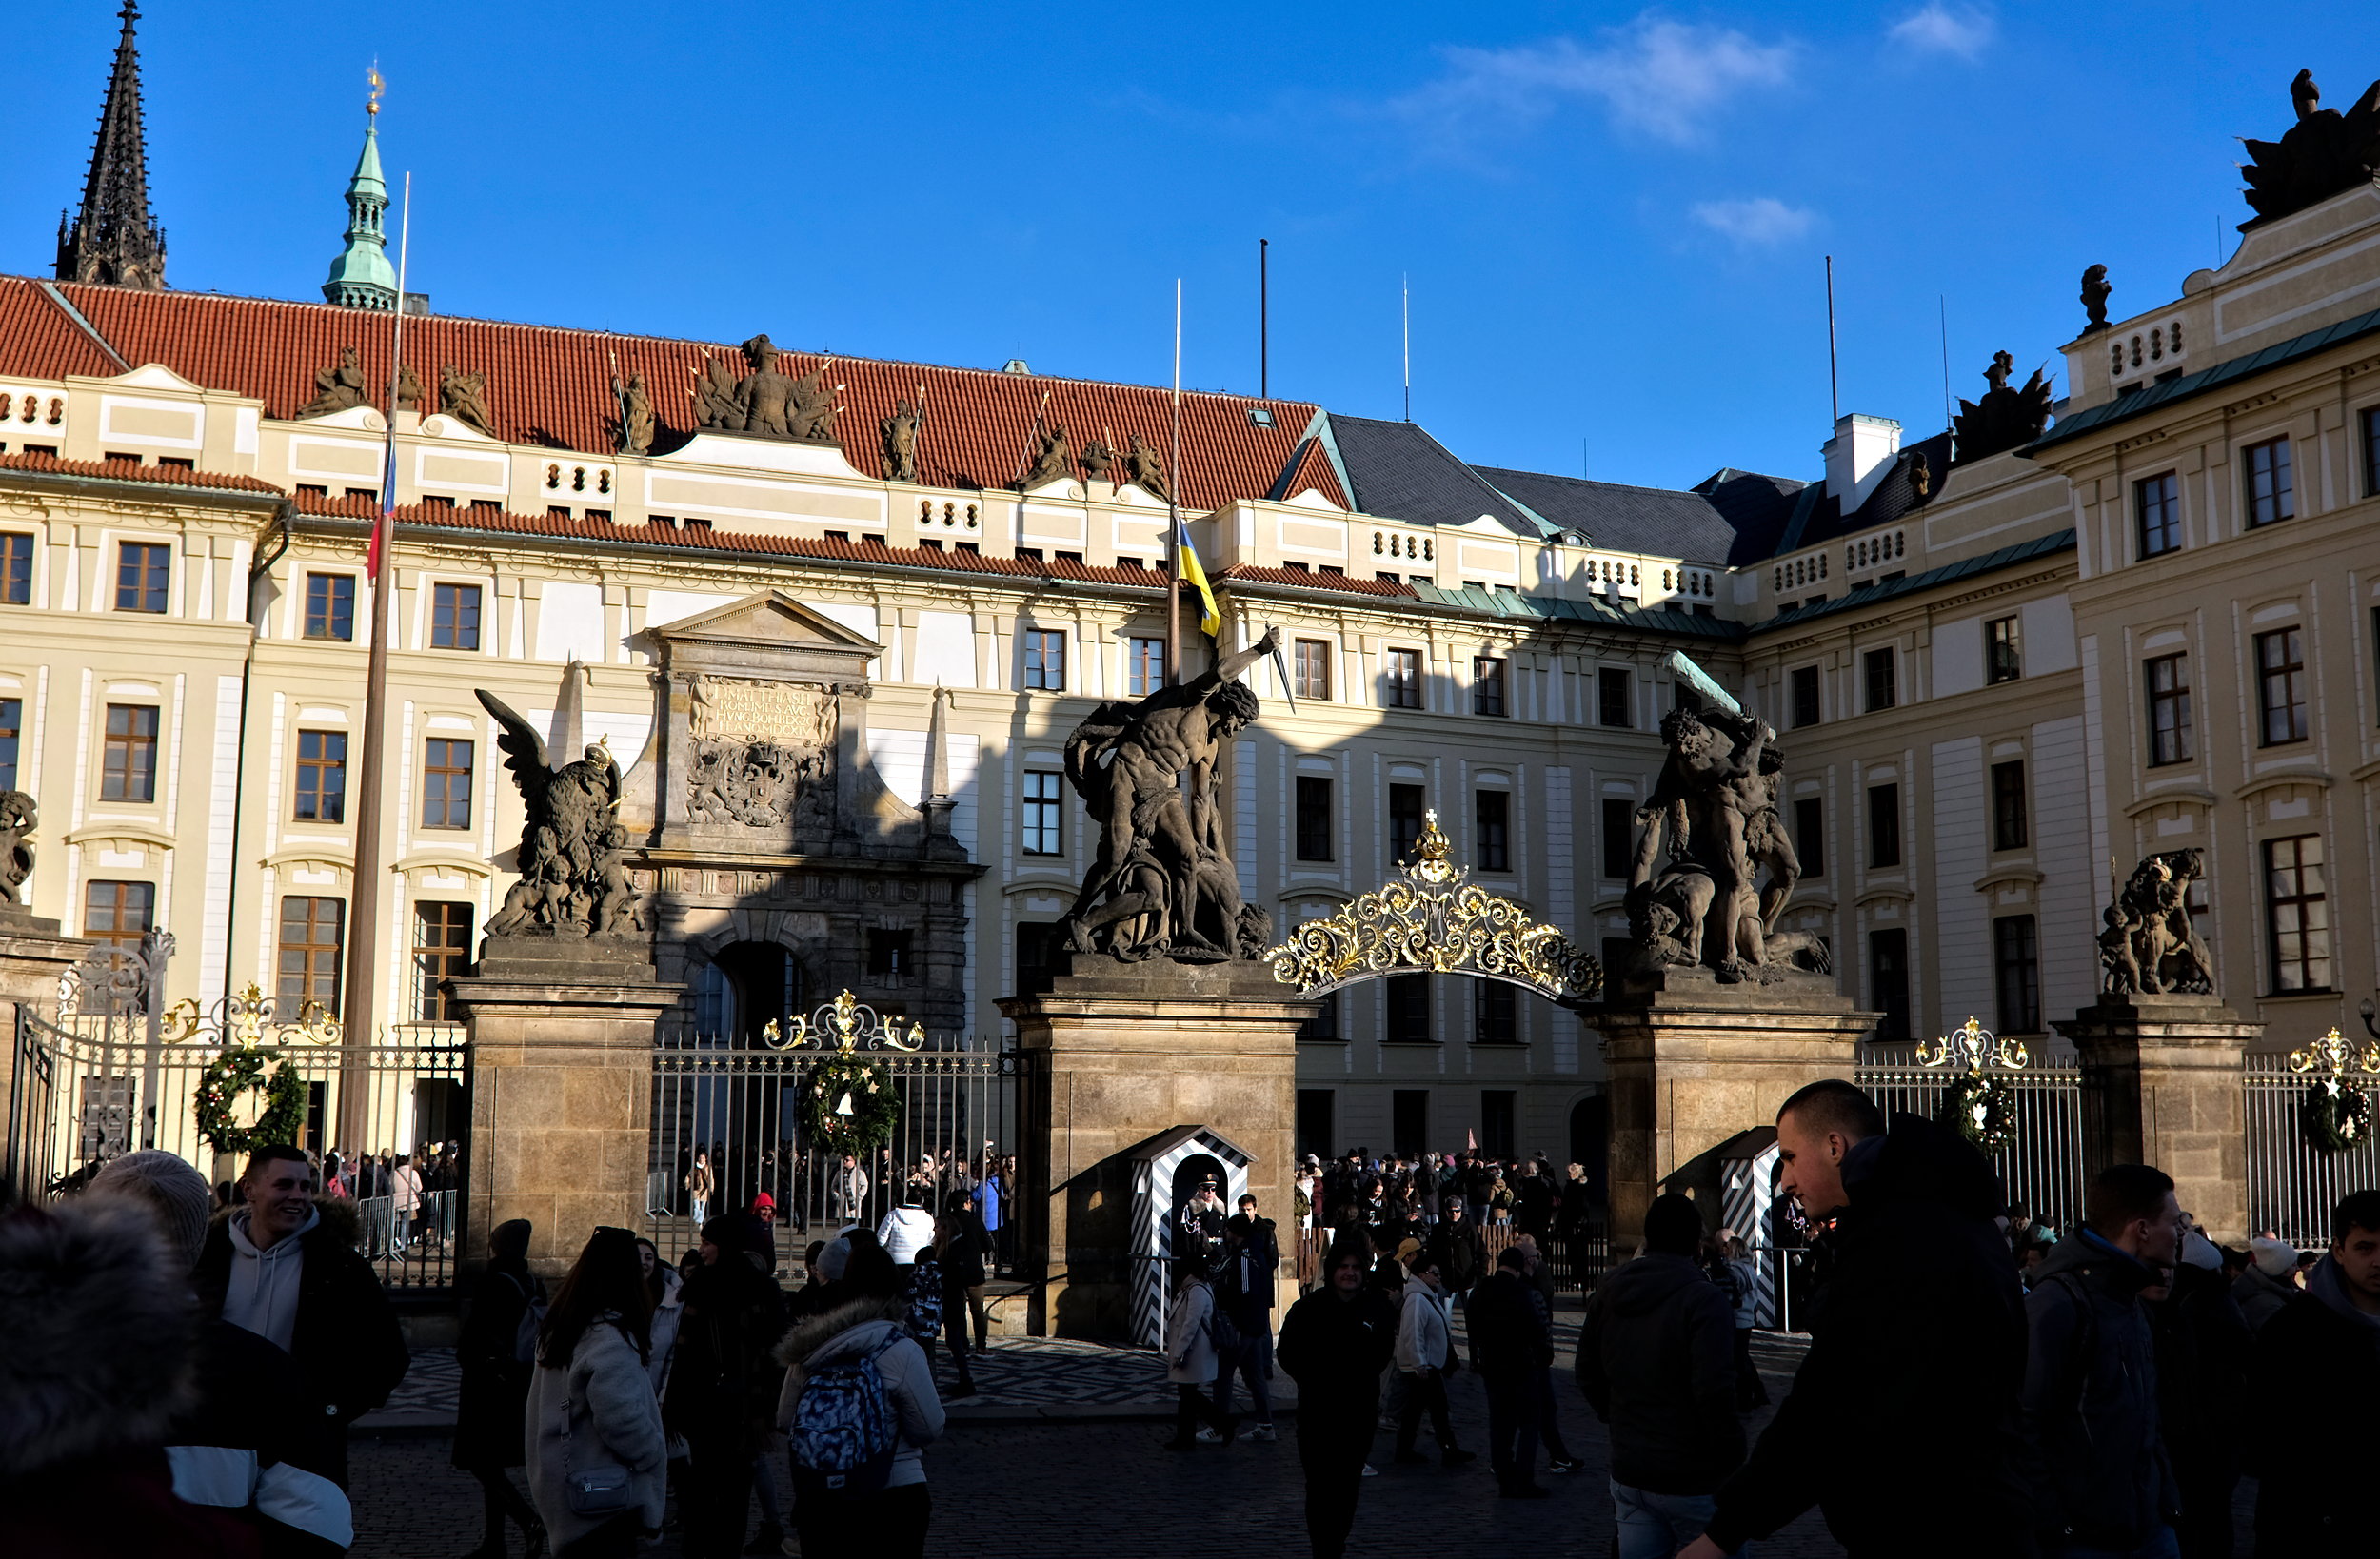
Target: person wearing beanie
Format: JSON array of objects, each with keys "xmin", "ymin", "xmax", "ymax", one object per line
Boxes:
[
  {"xmin": 2232, "ymin": 1236, "xmax": 2299, "ymax": 1334},
  {"xmin": 90, "ymin": 1149, "xmax": 356, "ymax": 1557}
]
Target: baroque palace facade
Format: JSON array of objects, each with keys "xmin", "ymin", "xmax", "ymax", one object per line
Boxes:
[{"xmin": 6, "ymin": 17, "xmax": 2378, "ymax": 1169}]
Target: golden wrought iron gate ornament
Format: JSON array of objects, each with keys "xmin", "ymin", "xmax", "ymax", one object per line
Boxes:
[{"xmin": 1263, "ymin": 811, "xmax": 1602, "ymax": 1004}]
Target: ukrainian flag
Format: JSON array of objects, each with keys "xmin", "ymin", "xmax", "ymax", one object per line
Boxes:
[{"xmin": 1178, "ymin": 523, "xmax": 1221, "ymax": 639}]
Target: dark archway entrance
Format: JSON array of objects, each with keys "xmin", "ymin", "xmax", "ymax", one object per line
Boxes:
[{"xmin": 694, "ymin": 941, "xmax": 803, "ymax": 1044}]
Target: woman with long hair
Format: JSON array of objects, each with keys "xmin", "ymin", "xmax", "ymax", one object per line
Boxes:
[{"xmin": 526, "ymin": 1228, "xmax": 665, "ymax": 1559}]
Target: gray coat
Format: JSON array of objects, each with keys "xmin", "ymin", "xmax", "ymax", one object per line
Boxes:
[{"xmin": 525, "ymin": 1314, "xmax": 667, "ymax": 1549}]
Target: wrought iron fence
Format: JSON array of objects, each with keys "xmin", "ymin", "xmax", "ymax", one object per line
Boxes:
[
  {"xmin": 646, "ymin": 1016, "xmax": 1026, "ymax": 1273},
  {"xmin": 1858, "ymin": 1048, "xmax": 2088, "ymax": 1230},
  {"xmin": 2244, "ymin": 1047, "xmax": 2380, "ymax": 1247},
  {"xmin": 5, "ymin": 934, "xmax": 469, "ymax": 1288}
]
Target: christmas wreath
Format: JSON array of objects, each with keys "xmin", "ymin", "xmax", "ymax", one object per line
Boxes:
[
  {"xmin": 1935, "ymin": 1071, "xmax": 2019, "ymax": 1158},
  {"xmin": 2301, "ymin": 1076, "xmax": 2373, "ymax": 1154},
  {"xmin": 803, "ymin": 1055, "xmax": 902, "ymax": 1156},
  {"xmin": 193, "ymin": 1046, "xmax": 309, "ymax": 1157}
]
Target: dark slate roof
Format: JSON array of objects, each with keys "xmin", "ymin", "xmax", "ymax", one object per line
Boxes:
[
  {"xmin": 1471, "ymin": 465, "xmax": 1739, "ymax": 562},
  {"xmin": 1780, "ymin": 431, "xmax": 1953, "ymax": 553},
  {"xmin": 1691, "ymin": 467, "xmax": 1809, "ymax": 565},
  {"xmin": 2029, "ymin": 301, "xmax": 2380, "ymax": 453},
  {"xmin": 1755, "ymin": 528, "xmax": 2076, "ymax": 629},
  {"xmin": 1323, "ymin": 414, "xmax": 1547, "ymax": 538}
]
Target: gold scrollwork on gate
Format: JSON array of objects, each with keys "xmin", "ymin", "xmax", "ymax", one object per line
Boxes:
[{"xmin": 1263, "ymin": 811, "xmax": 1602, "ymax": 1004}]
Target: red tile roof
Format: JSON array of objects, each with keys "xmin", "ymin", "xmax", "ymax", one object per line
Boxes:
[
  {"xmin": 1219, "ymin": 563, "xmax": 1416, "ymax": 599},
  {"xmin": 0, "ymin": 447, "xmax": 285, "ymax": 495},
  {"xmin": 0, "ymin": 275, "xmax": 1352, "ymax": 513}
]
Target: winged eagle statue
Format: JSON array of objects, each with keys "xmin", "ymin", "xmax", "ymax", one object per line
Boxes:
[{"xmin": 476, "ymin": 689, "xmax": 645, "ymax": 940}]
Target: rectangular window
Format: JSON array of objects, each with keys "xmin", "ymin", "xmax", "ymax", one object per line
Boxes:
[
  {"xmin": 866, "ymin": 929, "xmax": 914, "ymax": 977},
  {"xmin": 100, "ymin": 703, "xmax": 159, "ymax": 802},
  {"xmin": 1295, "ymin": 776, "xmax": 1334, "ymax": 861},
  {"xmin": 1986, "ymin": 616, "xmax": 2022, "ymax": 684},
  {"xmin": 1384, "ymin": 974, "xmax": 1432, "ymax": 1043},
  {"xmin": 410, "ymin": 900, "xmax": 473, "ymax": 1021},
  {"xmin": 277, "ymin": 896, "xmax": 345, "ymax": 1016},
  {"xmin": 2365, "ymin": 406, "xmax": 2380, "ymax": 498},
  {"xmin": 1790, "ymin": 665, "xmax": 1820, "ymax": 729},
  {"xmin": 1022, "ymin": 629, "xmax": 1066, "ymax": 691},
  {"xmin": 1473, "ymin": 981, "xmax": 1517, "ymax": 1044},
  {"xmin": 430, "ymin": 582, "xmax": 483, "ymax": 650},
  {"xmin": 2135, "ymin": 471, "xmax": 2181, "ymax": 558},
  {"xmin": 1990, "ymin": 760, "xmax": 2028, "ymax": 852},
  {"xmin": 2146, "ymin": 653, "xmax": 2193, "ymax": 766},
  {"xmin": 1015, "ymin": 921, "xmax": 1059, "ymax": 997},
  {"xmin": 1021, "ymin": 771, "xmax": 1064, "ymax": 857},
  {"xmin": 2255, "ymin": 627, "xmax": 2308, "ymax": 745},
  {"xmin": 1863, "ymin": 647, "xmax": 1896, "ymax": 713},
  {"xmin": 1474, "ymin": 789, "xmax": 1510, "ymax": 872},
  {"xmin": 1294, "ymin": 640, "xmax": 1332, "ymax": 701},
  {"xmin": 0, "ymin": 532, "xmax": 30, "ymax": 604},
  {"xmin": 1127, "ymin": 636, "xmax": 1166, "ymax": 696},
  {"xmin": 421, "ymin": 738, "xmax": 474, "ymax": 830},
  {"xmin": 2244, "ymin": 436, "xmax": 2294, "ymax": 527},
  {"xmin": 1298, "ymin": 991, "xmax": 1340, "ymax": 1042},
  {"xmin": 1601, "ymin": 798, "xmax": 1636, "ymax": 878},
  {"xmin": 303, "ymin": 572, "xmax": 355, "ymax": 641},
  {"xmin": 1869, "ymin": 928, "xmax": 1910, "ymax": 1044},
  {"xmin": 1993, "ymin": 915, "xmax": 2042, "ymax": 1035},
  {"xmin": 1480, "ymin": 1090, "xmax": 1517, "ymax": 1160},
  {"xmin": 0, "ymin": 697, "xmax": 19, "ymax": 791},
  {"xmin": 1867, "ymin": 783, "xmax": 1901, "ymax": 869},
  {"xmin": 1597, "ymin": 667, "xmax": 1632, "ymax": 728},
  {"xmin": 293, "ymin": 730, "xmax": 347, "ymax": 823},
  {"xmin": 1472, "ymin": 657, "xmax": 1507, "ymax": 717},
  {"xmin": 1389, "ymin": 784, "xmax": 1426, "ymax": 865},
  {"xmin": 114, "ymin": 543, "xmax": 169, "ymax": 613},
  {"xmin": 83, "ymin": 879, "xmax": 156, "ymax": 957},
  {"xmin": 1794, "ymin": 797, "xmax": 1824, "ymax": 877},
  {"xmin": 1297, "ymin": 1089, "xmax": 1336, "ymax": 1159},
  {"xmin": 2265, "ymin": 834, "xmax": 2330, "ymax": 993},
  {"xmin": 1391, "ymin": 1091, "xmax": 1429, "ymax": 1157},
  {"xmin": 1384, "ymin": 648, "xmax": 1422, "ymax": 709}
]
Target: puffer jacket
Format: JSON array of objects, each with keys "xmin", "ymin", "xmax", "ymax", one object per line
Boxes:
[
  {"xmin": 1395, "ymin": 1282, "xmax": 1453, "ymax": 1373},
  {"xmin": 2020, "ymin": 1229, "xmax": 2178, "ymax": 1550},
  {"xmin": 525, "ymin": 1314, "xmax": 666, "ymax": 1550},
  {"xmin": 774, "ymin": 1296, "xmax": 944, "ymax": 1489},
  {"xmin": 1577, "ymin": 1252, "xmax": 1743, "ymax": 1496}
]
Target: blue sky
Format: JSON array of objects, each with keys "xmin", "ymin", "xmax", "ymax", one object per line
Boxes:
[{"xmin": 8, "ymin": 3, "xmax": 2379, "ymax": 490}]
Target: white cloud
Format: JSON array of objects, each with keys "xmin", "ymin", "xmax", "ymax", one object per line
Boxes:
[
  {"xmin": 1691, "ymin": 197, "xmax": 1816, "ymax": 246},
  {"xmin": 1887, "ymin": 4, "xmax": 1994, "ymax": 60},
  {"xmin": 1395, "ymin": 15, "xmax": 1799, "ymax": 148}
]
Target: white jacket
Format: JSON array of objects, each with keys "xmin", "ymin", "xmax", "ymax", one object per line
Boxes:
[
  {"xmin": 1396, "ymin": 1282, "xmax": 1453, "ymax": 1373},
  {"xmin": 1165, "ymin": 1280, "xmax": 1218, "ymax": 1385},
  {"xmin": 525, "ymin": 1316, "xmax": 667, "ymax": 1550},
  {"xmin": 877, "ymin": 1206, "xmax": 936, "ymax": 1265}
]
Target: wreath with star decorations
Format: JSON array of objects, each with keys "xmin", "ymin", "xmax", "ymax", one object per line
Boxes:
[
  {"xmin": 803, "ymin": 1055, "xmax": 902, "ymax": 1156},
  {"xmin": 2300, "ymin": 1076, "xmax": 2373, "ymax": 1154},
  {"xmin": 192, "ymin": 1048, "xmax": 310, "ymax": 1158},
  {"xmin": 1934, "ymin": 1071, "xmax": 2019, "ymax": 1158}
]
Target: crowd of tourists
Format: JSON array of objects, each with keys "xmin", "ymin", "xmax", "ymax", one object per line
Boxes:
[
  {"xmin": 668, "ymin": 1142, "xmax": 1018, "ymax": 1277},
  {"xmin": 1168, "ymin": 1079, "xmax": 2378, "ymax": 1559}
]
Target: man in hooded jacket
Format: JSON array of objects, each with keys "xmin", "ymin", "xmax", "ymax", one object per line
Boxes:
[
  {"xmin": 1681, "ymin": 1081, "xmax": 2030, "ymax": 1559},
  {"xmin": 2250, "ymin": 1189, "xmax": 2380, "ymax": 1555}
]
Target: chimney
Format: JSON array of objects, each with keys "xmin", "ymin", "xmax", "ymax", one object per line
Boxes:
[{"xmin": 1821, "ymin": 413, "xmax": 1902, "ymax": 510}]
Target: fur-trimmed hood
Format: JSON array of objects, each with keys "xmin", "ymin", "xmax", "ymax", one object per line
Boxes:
[
  {"xmin": 208, "ymin": 1194, "xmax": 363, "ymax": 1249},
  {"xmin": 0, "ymin": 1201, "xmax": 198, "ymax": 1480},
  {"xmin": 771, "ymin": 1294, "xmax": 907, "ymax": 1399}
]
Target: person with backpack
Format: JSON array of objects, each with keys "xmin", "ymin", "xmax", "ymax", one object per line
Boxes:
[
  {"xmin": 775, "ymin": 1231, "xmax": 944, "ymax": 1559},
  {"xmin": 453, "ymin": 1218, "xmax": 546, "ymax": 1558},
  {"xmin": 666, "ymin": 1214, "xmax": 791, "ymax": 1559},
  {"xmin": 526, "ymin": 1228, "xmax": 666, "ymax": 1559},
  {"xmin": 1163, "ymin": 1246, "xmax": 1240, "ymax": 1449}
]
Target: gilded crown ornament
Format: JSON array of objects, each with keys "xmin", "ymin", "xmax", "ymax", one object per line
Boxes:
[
  {"xmin": 1916, "ymin": 1016, "xmax": 2028, "ymax": 1158},
  {"xmin": 761, "ymin": 989, "xmax": 924, "ymax": 1054},
  {"xmin": 2289, "ymin": 1027, "xmax": 2380, "ymax": 1153}
]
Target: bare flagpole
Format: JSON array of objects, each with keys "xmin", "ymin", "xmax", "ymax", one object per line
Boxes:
[{"xmin": 1167, "ymin": 278, "xmax": 1184, "ymax": 688}]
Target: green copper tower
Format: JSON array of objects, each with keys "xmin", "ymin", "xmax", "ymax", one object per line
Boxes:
[{"xmin": 323, "ymin": 85, "xmax": 395, "ymax": 310}]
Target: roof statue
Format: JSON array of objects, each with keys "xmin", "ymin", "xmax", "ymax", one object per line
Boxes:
[
  {"xmin": 0, "ymin": 791, "xmax": 35, "ymax": 906},
  {"xmin": 1056, "ymin": 628, "xmax": 1281, "ymax": 964},
  {"xmin": 56, "ymin": 3, "xmax": 166, "ymax": 290},
  {"xmin": 1623, "ymin": 701, "xmax": 1828, "ymax": 985},
  {"xmin": 438, "ymin": 365, "xmax": 495, "ymax": 436},
  {"xmin": 476, "ymin": 689, "xmax": 644, "ymax": 941},
  {"xmin": 881, "ymin": 397, "xmax": 922, "ymax": 483},
  {"xmin": 1951, "ymin": 350, "xmax": 2053, "ymax": 465},
  {"xmin": 1081, "ymin": 435, "xmax": 1118, "ymax": 485},
  {"xmin": 1019, "ymin": 423, "xmax": 1076, "ymax": 490},
  {"xmin": 2240, "ymin": 69, "xmax": 2380, "ymax": 227},
  {"xmin": 2080, "ymin": 264, "xmax": 2112, "ymax": 334},
  {"xmin": 1905, "ymin": 448, "xmax": 1932, "ymax": 503},
  {"xmin": 397, "ymin": 363, "xmax": 426, "ymax": 412},
  {"xmin": 2098, "ymin": 849, "xmax": 2215, "ymax": 998},
  {"xmin": 298, "ymin": 346, "xmax": 372, "ymax": 419},
  {"xmin": 615, "ymin": 372, "xmax": 654, "ymax": 456},
  {"xmin": 1125, "ymin": 431, "xmax": 1172, "ymax": 502},
  {"xmin": 694, "ymin": 334, "xmax": 843, "ymax": 445}
]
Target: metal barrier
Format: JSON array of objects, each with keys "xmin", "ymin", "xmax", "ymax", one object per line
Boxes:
[
  {"xmin": 1858, "ymin": 1051, "xmax": 2089, "ymax": 1230},
  {"xmin": 2244, "ymin": 1049, "xmax": 2380, "ymax": 1247},
  {"xmin": 645, "ymin": 1030, "xmax": 1025, "ymax": 1273}
]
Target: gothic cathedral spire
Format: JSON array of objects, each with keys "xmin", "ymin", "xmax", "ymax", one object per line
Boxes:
[
  {"xmin": 56, "ymin": 3, "xmax": 168, "ymax": 290},
  {"xmin": 323, "ymin": 82, "xmax": 397, "ymax": 310}
]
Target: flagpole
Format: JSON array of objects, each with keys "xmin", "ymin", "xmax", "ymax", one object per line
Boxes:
[
  {"xmin": 1167, "ymin": 278, "xmax": 1183, "ymax": 689},
  {"xmin": 338, "ymin": 166, "xmax": 408, "ymax": 1154}
]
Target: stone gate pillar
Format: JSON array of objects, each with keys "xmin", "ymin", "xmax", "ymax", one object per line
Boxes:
[
  {"xmin": 0, "ymin": 901, "xmax": 88, "ymax": 1195},
  {"xmin": 1000, "ymin": 958, "xmax": 1314, "ymax": 1340},
  {"xmin": 447, "ymin": 937, "xmax": 683, "ymax": 1280},
  {"xmin": 2054, "ymin": 995, "xmax": 2259, "ymax": 1245},
  {"xmin": 1595, "ymin": 971, "xmax": 1875, "ymax": 1245}
]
